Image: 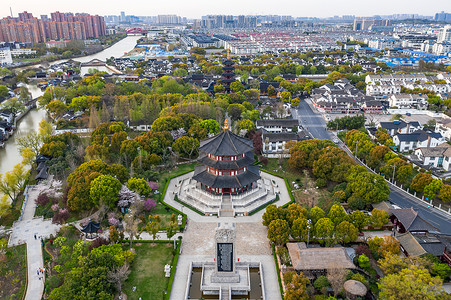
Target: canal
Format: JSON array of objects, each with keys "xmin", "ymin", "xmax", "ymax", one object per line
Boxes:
[{"xmin": 0, "ymin": 35, "xmax": 140, "ymax": 176}]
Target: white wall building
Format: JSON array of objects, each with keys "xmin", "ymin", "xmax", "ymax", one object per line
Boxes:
[
  {"xmin": 0, "ymin": 48, "xmax": 12, "ymax": 65},
  {"xmin": 388, "ymin": 94, "xmax": 428, "ymax": 110}
]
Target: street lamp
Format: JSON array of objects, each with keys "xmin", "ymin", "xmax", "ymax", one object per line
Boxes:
[
  {"xmin": 391, "ymin": 164, "xmax": 397, "ymax": 183},
  {"xmin": 307, "ymin": 219, "xmax": 311, "ymax": 247}
]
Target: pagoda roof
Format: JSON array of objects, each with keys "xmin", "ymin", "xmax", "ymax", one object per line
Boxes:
[
  {"xmin": 81, "ymin": 220, "xmax": 101, "ymax": 234},
  {"xmin": 192, "ymin": 165, "xmax": 260, "ymax": 188},
  {"xmin": 199, "ymin": 129, "xmax": 254, "ymax": 156},
  {"xmin": 198, "ymin": 151, "xmax": 255, "ymax": 169}
]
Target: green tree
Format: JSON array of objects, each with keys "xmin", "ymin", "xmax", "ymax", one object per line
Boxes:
[
  {"xmin": 313, "ymin": 275, "xmax": 330, "ymax": 295},
  {"xmin": 438, "ymin": 184, "xmax": 451, "ymax": 202},
  {"xmin": 230, "ymin": 81, "xmax": 244, "ymax": 93},
  {"xmin": 410, "ymin": 173, "xmax": 433, "ymax": 193},
  {"xmin": 291, "ymin": 217, "xmax": 309, "ymax": 241},
  {"xmin": 347, "ymin": 171, "xmax": 389, "ymax": 204},
  {"xmin": 90, "ymin": 175, "xmax": 122, "ymax": 208},
  {"xmin": 1, "ymin": 97, "xmax": 25, "ymax": 118},
  {"xmin": 267, "ymin": 219, "xmax": 290, "ymax": 245},
  {"xmin": 145, "ymin": 215, "xmax": 161, "ymax": 240},
  {"xmin": 173, "ymin": 68, "xmax": 188, "ymax": 77},
  {"xmin": 358, "ymin": 254, "xmax": 370, "ymax": 270},
  {"xmin": 378, "ymin": 265, "xmax": 444, "ymax": 300},
  {"xmin": 424, "ymin": 179, "xmax": 443, "ymax": 200},
  {"xmin": 327, "ymin": 204, "xmax": 348, "ymax": 226},
  {"xmin": 236, "ymin": 119, "xmax": 255, "ymax": 133},
  {"xmin": 199, "ymin": 119, "xmax": 220, "ymax": 134},
  {"xmin": 314, "ymin": 217, "xmax": 334, "ymax": 246},
  {"xmin": 267, "ymin": 84, "xmax": 276, "ymax": 96},
  {"xmin": 309, "ymin": 206, "xmax": 325, "ymax": 225},
  {"xmin": 262, "ymin": 204, "xmax": 285, "ymax": 226},
  {"xmin": 349, "ymin": 210, "xmax": 368, "ymax": 231},
  {"xmin": 0, "ymin": 85, "xmax": 9, "ymax": 100},
  {"xmin": 46, "ymin": 100, "xmax": 68, "ymax": 119},
  {"xmin": 285, "ymin": 272, "xmax": 310, "ymax": 300},
  {"xmin": 281, "ymin": 91, "xmax": 292, "ymax": 103},
  {"xmin": 369, "ymin": 208, "xmax": 389, "ymax": 229},
  {"xmin": 286, "ymin": 203, "xmax": 307, "ymax": 225},
  {"xmin": 127, "ymin": 177, "xmax": 151, "ymax": 197},
  {"xmin": 0, "ymin": 163, "xmax": 28, "ymax": 201},
  {"xmin": 227, "ymin": 103, "xmax": 246, "ymax": 121},
  {"xmin": 214, "ymin": 84, "xmax": 225, "ymax": 93},
  {"xmin": 291, "ymin": 97, "xmax": 300, "ymax": 106},
  {"xmin": 336, "ymin": 221, "xmax": 358, "ymax": 243},
  {"xmin": 172, "ymin": 136, "xmax": 200, "ymax": 158}
]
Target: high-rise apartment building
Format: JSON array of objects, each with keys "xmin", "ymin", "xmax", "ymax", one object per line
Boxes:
[
  {"xmin": 353, "ymin": 18, "xmax": 392, "ymax": 31},
  {"xmin": 435, "ymin": 11, "xmax": 451, "ymax": 22},
  {"xmin": 437, "ymin": 25, "xmax": 451, "ymax": 43},
  {"xmin": 0, "ymin": 11, "xmax": 106, "ymax": 43}
]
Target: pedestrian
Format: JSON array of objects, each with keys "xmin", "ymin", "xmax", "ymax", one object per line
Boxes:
[
  {"xmin": 34, "ymin": 234, "xmax": 36, "ymax": 240},
  {"xmin": 36, "ymin": 269, "xmax": 39, "ymax": 276}
]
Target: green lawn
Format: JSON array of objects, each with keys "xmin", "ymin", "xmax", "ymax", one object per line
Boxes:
[
  {"xmin": 144, "ymin": 203, "xmax": 179, "ymax": 230},
  {"xmin": 0, "ymin": 243, "xmax": 27, "ymax": 299},
  {"xmin": 123, "ymin": 243, "xmax": 174, "ymax": 300},
  {"xmin": 260, "ymin": 158, "xmax": 332, "ymax": 210}
]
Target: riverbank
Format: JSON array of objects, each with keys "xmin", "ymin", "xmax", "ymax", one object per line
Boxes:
[{"xmin": 11, "ymin": 34, "xmax": 130, "ymax": 71}]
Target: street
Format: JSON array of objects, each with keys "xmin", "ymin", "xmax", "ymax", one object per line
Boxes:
[{"xmin": 292, "ymin": 98, "xmax": 451, "ymax": 234}]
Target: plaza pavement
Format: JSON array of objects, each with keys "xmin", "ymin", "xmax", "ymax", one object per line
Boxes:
[
  {"xmin": 7, "ymin": 186, "xmax": 60, "ymax": 300},
  {"xmin": 167, "ymin": 171, "xmax": 292, "ymax": 300}
]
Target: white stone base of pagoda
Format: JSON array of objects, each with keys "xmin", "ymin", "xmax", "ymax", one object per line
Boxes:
[{"xmin": 176, "ymin": 173, "xmax": 278, "ymax": 217}]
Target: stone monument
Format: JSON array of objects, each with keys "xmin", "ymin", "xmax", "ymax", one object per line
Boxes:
[{"xmin": 211, "ymin": 223, "xmax": 239, "ymax": 283}]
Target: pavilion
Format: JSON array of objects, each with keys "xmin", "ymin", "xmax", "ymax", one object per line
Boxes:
[{"xmin": 176, "ymin": 120, "xmax": 278, "ymax": 216}]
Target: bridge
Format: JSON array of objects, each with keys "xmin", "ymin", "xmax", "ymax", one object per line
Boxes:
[{"xmin": 126, "ymin": 27, "xmax": 147, "ymax": 35}]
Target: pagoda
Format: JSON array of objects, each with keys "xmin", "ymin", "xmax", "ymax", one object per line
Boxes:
[
  {"xmin": 192, "ymin": 120, "xmax": 260, "ymax": 195},
  {"xmin": 221, "ymin": 49, "xmax": 235, "ymax": 93}
]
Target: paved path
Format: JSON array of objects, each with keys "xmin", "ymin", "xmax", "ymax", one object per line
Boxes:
[
  {"xmin": 166, "ymin": 171, "xmax": 290, "ymax": 300},
  {"xmin": 8, "ymin": 185, "xmax": 60, "ymax": 300}
]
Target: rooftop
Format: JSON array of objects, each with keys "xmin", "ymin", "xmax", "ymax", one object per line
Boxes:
[{"xmin": 287, "ymin": 242, "xmax": 355, "ymax": 271}]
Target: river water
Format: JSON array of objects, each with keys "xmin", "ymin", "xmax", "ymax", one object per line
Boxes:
[{"xmin": 0, "ymin": 36, "xmax": 140, "ymax": 176}]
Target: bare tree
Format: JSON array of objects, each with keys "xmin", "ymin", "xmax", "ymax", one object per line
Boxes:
[
  {"xmin": 124, "ymin": 201, "xmax": 143, "ymax": 250},
  {"xmin": 327, "ymin": 263, "xmax": 348, "ymax": 296},
  {"xmin": 107, "ymin": 263, "xmax": 131, "ymax": 295}
]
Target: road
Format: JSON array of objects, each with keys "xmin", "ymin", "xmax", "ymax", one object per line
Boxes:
[{"xmin": 292, "ymin": 98, "xmax": 451, "ymax": 234}]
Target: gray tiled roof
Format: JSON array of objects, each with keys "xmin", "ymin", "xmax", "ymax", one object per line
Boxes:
[
  {"xmin": 192, "ymin": 165, "xmax": 260, "ymax": 188},
  {"xmin": 199, "ymin": 129, "xmax": 254, "ymax": 156},
  {"xmin": 391, "ymin": 208, "xmax": 439, "ymax": 232}
]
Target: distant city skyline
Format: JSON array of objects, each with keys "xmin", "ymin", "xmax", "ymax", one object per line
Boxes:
[{"xmin": 0, "ymin": 0, "xmax": 450, "ymax": 19}]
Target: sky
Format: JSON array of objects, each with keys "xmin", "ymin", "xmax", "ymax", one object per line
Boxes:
[{"xmin": 1, "ymin": 0, "xmax": 450, "ymax": 19}]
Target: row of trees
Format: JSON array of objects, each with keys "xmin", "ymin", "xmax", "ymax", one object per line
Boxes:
[
  {"xmin": 263, "ymin": 203, "xmax": 389, "ymax": 246},
  {"xmin": 345, "ymin": 129, "xmax": 451, "ymax": 203}
]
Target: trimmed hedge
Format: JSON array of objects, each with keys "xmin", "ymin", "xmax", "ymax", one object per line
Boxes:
[
  {"xmin": 165, "ymin": 239, "xmax": 182, "ymax": 300},
  {"xmin": 159, "ymin": 167, "xmax": 195, "ymax": 232},
  {"xmin": 272, "ymin": 244, "xmax": 284, "ymax": 300}
]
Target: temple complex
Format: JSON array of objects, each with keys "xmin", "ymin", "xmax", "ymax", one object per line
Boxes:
[{"xmin": 176, "ymin": 120, "xmax": 278, "ymax": 216}]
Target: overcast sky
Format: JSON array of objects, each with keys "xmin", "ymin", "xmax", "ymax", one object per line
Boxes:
[{"xmin": 1, "ymin": 0, "xmax": 450, "ymax": 19}]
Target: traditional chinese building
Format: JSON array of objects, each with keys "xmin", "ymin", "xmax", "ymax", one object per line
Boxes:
[
  {"xmin": 192, "ymin": 120, "xmax": 260, "ymax": 195},
  {"xmin": 221, "ymin": 50, "xmax": 235, "ymax": 93}
]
